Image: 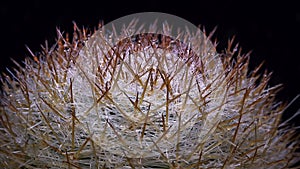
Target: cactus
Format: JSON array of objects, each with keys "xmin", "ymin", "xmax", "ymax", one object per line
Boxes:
[{"xmin": 0, "ymin": 13, "xmax": 299, "ymax": 168}]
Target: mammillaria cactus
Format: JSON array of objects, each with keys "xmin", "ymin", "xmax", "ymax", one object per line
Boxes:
[{"xmin": 0, "ymin": 12, "xmax": 299, "ymax": 168}]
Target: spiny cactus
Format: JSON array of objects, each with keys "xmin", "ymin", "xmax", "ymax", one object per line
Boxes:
[{"xmin": 0, "ymin": 13, "xmax": 299, "ymax": 168}]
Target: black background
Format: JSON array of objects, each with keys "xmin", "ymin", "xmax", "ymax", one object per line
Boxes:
[{"xmin": 0, "ymin": 1, "xmax": 298, "ymax": 123}]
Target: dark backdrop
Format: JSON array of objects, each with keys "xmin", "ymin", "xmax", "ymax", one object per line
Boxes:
[{"xmin": 0, "ymin": 0, "xmax": 298, "ymax": 123}]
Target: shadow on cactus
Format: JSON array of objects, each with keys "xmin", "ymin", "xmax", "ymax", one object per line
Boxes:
[{"xmin": 0, "ymin": 12, "xmax": 299, "ymax": 168}]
